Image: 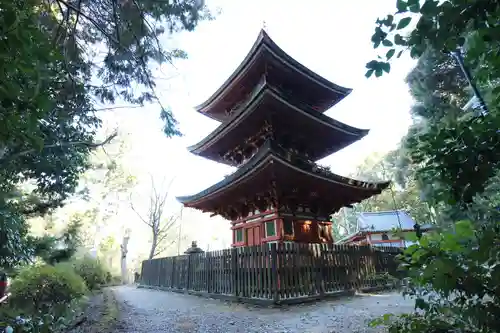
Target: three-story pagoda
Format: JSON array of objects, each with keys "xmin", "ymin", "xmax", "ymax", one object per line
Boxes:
[{"xmin": 177, "ymin": 30, "xmax": 390, "ymax": 247}]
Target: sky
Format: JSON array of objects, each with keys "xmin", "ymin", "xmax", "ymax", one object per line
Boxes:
[{"xmin": 100, "ymin": 0, "xmax": 418, "ymax": 255}]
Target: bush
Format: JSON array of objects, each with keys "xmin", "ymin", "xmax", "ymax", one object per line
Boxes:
[
  {"xmin": 8, "ymin": 264, "xmax": 88, "ymax": 316},
  {"xmin": 110, "ymin": 275, "xmax": 123, "ymax": 286},
  {"xmin": 69, "ymin": 256, "xmax": 110, "ymax": 290},
  {"xmin": 370, "ymin": 220, "xmax": 500, "ymax": 332}
]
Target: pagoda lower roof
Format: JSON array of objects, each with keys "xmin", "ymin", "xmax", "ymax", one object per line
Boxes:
[
  {"xmin": 177, "ymin": 142, "xmax": 390, "ymax": 217},
  {"xmin": 188, "ymin": 83, "xmax": 368, "ymax": 166},
  {"xmin": 196, "ymin": 30, "xmax": 352, "ymax": 122}
]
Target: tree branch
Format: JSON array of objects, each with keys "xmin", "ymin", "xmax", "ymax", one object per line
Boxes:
[
  {"xmin": 130, "ymin": 196, "xmax": 153, "ymax": 228},
  {"xmin": 0, "ymin": 131, "xmax": 118, "ymax": 166}
]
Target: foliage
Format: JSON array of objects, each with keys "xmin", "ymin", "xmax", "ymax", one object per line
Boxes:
[
  {"xmin": 365, "ymin": 0, "xmax": 500, "ymax": 84},
  {"xmin": 364, "ymin": 2, "xmax": 500, "ymax": 332},
  {"xmin": 0, "ymin": 0, "xmax": 211, "ymax": 269},
  {"xmin": 407, "ymin": 49, "xmax": 499, "ymax": 221},
  {"xmin": 408, "ymin": 111, "xmax": 500, "ymax": 212},
  {"xmin": 332, "ymin": 150, "xmax": 435, "ymax": 238},
  {"xmin": 0, "ymin": 296, "xmax": 86, "ymax": 333},
  {"xmin": 365, "ymin": 0, "xmax": 500, "ymax": 214},
  {"xmin": 66, "ymin": 256, "xmax": 111, "ymax": 290},
  {"xmin": 32, "ymin": 219, "xmax": 83, "ymax": 265},
  {"xmin": 8, "ymin": 264, "xmax": 87, "ymax": 316},
  {"xmin": 0, "ymin": 205, "xmax": 33, "ymax": 269},
  {"xmin": 369, "ymin": 31, "xmax": 499, "ymax": 222},
  {"xmin": 371, "ymin": 219, "xmax": 500, "ymax": 332}
]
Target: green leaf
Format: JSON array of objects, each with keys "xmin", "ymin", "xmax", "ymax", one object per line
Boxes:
[
  {"xmin": 455, "ymin": 220, "xmax": 474, "ymax": 238},
  {"xmin": 415, "ymin": 298, "xmax": 429, "ymax": 310},
  {"xmin": 396, "ymin": 0, "xmax": 408, "ymax": 13},
  {"xmin": 382, "ymin": 39, "xmax": 394, "ymax": 47},
  {"xmin": 397, "ymin": 17, "xmax": 412, "ymax": 30},
  {"xmin": 366, "ymin": 60, "xmax": 379, "ymax": 69},
  {"xmin": 410, "ymin": 47, "xmax": 420, "ymax": 58},
  {"xmin": 406, "ymin": 232, "xmax": 418, "ymax": 242},
  {"xmin": 384, "ymin": 15, "xmax": 394, "ymax": 27},
  {"xmin": 394, "ymin": 34, "xmax": 406, "ymax": 45},
  {"xmin": 386, "ymin": 49, "xmax": 396, "ymax": 60},
  {"xmin": 365, "ymin": 69, "xmax": 374, "ymax": 78},
  {"xmin": 420, "ymin": 0, "xmax": 439, "ymax": 15},
  {"xmin": 409, "ymin": 5, "xmax": 420, "ymax": 13},
  {"xmin": 381, "ymin": 62, "xmax": 391, "ymax": 73},
  {"xmin": 375, "ymin": 69, "xmax": 383, "ymax": 77}
]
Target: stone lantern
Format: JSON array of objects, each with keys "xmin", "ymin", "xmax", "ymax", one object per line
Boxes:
[{"xmin": 184, "ymin": 241, "xmax": 204, "ymax": 254}]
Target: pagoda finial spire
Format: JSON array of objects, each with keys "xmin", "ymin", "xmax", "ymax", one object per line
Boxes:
[{"xmin": 262, "ymin": 20, "xmax": 267, "ymax": 31}]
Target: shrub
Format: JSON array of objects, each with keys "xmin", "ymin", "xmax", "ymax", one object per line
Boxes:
[
  {"xmin": 370, "ymin": 220, "xmax": 500, "ymax": 332},
  {"xmin": 69, "ymin": 256, "xmax": 110, "ymax": 290},
  {"xmin": 8, "ymin": 264, "xmax": 87, "ymax": 316}
]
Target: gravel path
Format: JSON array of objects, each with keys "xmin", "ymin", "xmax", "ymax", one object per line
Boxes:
[{"xmin": 112, "ymin": 286, "xmax": 414, "ymax": 333}]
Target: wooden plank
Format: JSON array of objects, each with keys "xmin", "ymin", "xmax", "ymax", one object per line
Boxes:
[
  {"xmin": 286, "ymin": 243, "xmax": 292, "ymax": 298},
  {"xmin": 270, "ymin": 243, "xmax": 279, "ymax": 303},
  {"xmin": 265, "ymin": 244, "xmax": 272, "ymax": 300},
  {"xmin": 255, "ymin": 245, "xmax": 262, "ymax": 299},
  {"xmin": 277, "ymin": 242, "xmax": 285, "ymax": 300},
  {"xmin": 244, "ymin": 246, "xmax": 250, "ymax": 297},
  {"xmin": 248, "ymin": 246, "xmax": 255, "ymax": 298},
  {"xmin": 319, "ymin": 244, "xmax": 326, "ymax": 296}
]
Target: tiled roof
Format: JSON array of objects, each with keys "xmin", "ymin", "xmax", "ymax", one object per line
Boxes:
[
  {"xmin": 357, "ymin": 210, "xmax": 416, "ymax": 231},
  {"xmin": 335, "ymin": 210, "xmax": 434, "ymax": 244}
]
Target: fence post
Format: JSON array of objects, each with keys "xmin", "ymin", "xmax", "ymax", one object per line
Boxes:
[
  {"xmin": 171, "ymin": 256, "xmax": 176, "ymax": 289},
  {"xmin": 316, "ymin": 244, "xmax": 325, "ymax": 298},
  {"xmin": 186, "ymin": 254, "xmax": 192, "ymax": 291},
  {"xmin": 270, "ymin": 243, "xmax": 280, "ymax": 304},
  {"xmin": 156, "ymin": 259, "xmax": 161, "ymax": 287},
  {"xmin": 140, "ymin": 260, "xmax": 146, "ymax": 285},
  {"xmin": 231, "ymin": 247, "xmax": 238, "ymax": 297},
  {"xmin": 206, "ymin": 251, "xmax": 211, "ymax": 293}
]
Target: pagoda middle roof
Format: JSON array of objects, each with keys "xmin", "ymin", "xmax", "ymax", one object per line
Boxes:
[
  {"xmin": 188, "ymin": 82, "xmax": 368, "ymax": 166},
  {"xmin": 196, "ymin": 29, "xmax": 352, "ymax": 122},
  {"xmin": 177, "ymin": 142, "xmax": 390, "ymax": 216}
]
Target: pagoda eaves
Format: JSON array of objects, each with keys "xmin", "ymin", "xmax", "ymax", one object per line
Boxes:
[
  {"xmin": 196, "ymin": 30, "xmax": 352, "ymax": 122},
  {"xmin": 177, "ymin": 142, "xmax": 389, "ymax": 220},
  {"xmin": 188, "ymin": 82, "xmax": 368, "ymax": 166}
]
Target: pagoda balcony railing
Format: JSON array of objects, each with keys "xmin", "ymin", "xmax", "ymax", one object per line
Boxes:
[
  {"xmin": 234, "ymin": 139, "xmax": 339, "ymax": 181},
  {"xmin": 223, "ymin": 138, "xmax": 344, "ymax": 181},
  {"xmin": 272, "ymin": 82, "xmax": 321, "ymax": 111},
  {"xmin": 223, "ymin": 78, "xmax": 358, "ymax": 137},
  {"xmin": 274, "ymin": 142, "xmax": 335, "ymax": 179},
  {"xmin": 224, "ymin": 75, "xmax": 268, "ymax": 118},
  {"xmin": 223, "ymin": 75, "xmax": 323, "ymax": 121},
  {"xmin": 275, "ymin": 142, "xmax": 383, "ymax": 190}
]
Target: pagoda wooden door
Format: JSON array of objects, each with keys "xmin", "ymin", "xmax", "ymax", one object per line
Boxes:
[{"xmin": 246, "ymin": 225, "xmax": 261, "ymax": 246}]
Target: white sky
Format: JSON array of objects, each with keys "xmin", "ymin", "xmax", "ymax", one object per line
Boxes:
[{"xmin": 101, "ymin": 0, "xmax": 416, "ymax": 254}]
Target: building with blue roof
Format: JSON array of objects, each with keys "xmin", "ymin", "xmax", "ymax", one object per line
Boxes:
[{"xmin": 336, "ymin": 210, "xmax": 433, "ymax": 247}]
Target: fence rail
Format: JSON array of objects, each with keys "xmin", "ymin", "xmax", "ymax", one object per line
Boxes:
[{"xmin": 140, "ymin": 243, "xmax": 401, "ymax": 304}]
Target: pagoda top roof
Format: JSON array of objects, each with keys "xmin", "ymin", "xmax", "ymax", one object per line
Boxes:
[
  {"xmin": 195, "ymin": 30, "xmax": 352, "ymax": 121},
  {"xmin": 177, "ymin": 142, "xmax": 390, "ymax": 216},
  {"xmin": 188, "ymin": 82, "xmax": 368, "ymax": 165}
]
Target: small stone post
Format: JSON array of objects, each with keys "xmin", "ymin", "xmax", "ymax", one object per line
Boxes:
[{"xmin": 184, "ymin": 241, "xmax": 204, "ymax": 291}]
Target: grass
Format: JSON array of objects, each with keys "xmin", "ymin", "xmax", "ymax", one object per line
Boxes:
[{"xmin": 97, "ymin": 288, "xmax": 120, "ymax": 330}]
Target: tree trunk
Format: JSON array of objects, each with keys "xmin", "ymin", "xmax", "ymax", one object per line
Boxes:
[
  {"xmin": 148, "ymin": 233, "xmax": 158, "ymax": 260},
  {"xmin": 121, "ymin": 234, "xmax": 130, "ymax": 284}
]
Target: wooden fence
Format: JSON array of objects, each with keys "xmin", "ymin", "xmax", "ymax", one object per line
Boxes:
[{"xmin": 139, "ymin": 243, "xmax": 401, "ymax": 304}]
